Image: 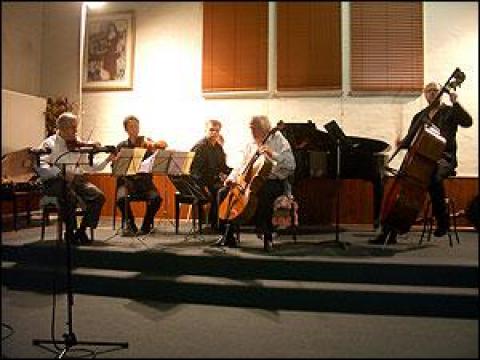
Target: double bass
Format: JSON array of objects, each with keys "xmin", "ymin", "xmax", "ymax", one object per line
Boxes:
[
  {"xmin": 218, "ymin": 127, "xmax": 278, "ymax": 223},
  {"xmin": 381, "ymin": 68, "xmax": 466, "ymax": 234}
]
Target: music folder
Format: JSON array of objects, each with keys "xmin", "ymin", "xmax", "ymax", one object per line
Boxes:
[
  {"xmin": 150, "ymin": 150, "xmax": 172, "ymax": 175},
  {"xmin": 167, "ymin": 151, "xmax": 195, "ymax": 176},
  {"xmin": 324, "ymin": 120, "xmax": 353, "ymax": 149},
  {"xmin": 112, "ymin": 147, "xmax": 147, "ymax": 176}
]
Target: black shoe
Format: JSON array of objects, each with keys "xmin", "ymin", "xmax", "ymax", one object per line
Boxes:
[
  {"xmin": 122, "ymin": 221, "xmax": 138, "ymax": 237},
  {"xmin": 64, "ymin": 231, "xmax": 80, "ymax": 245},
  {"xmin": 138, "ymin": 226, "xmax": 152, "ymax": 236},
  {"xmin": 434, "ymin": 215, "xmax": 450, "ymax": 237},
  {"xmin": 224, "ymin": 235, "xmax": 237, "ymax": 248},
  {"xmin": 433, "ymin": 224, "xmax": 449, "ymax": 237},
  {"xmin": 74, "ymin": 229, "xmax": 91, "ymax": 245}
]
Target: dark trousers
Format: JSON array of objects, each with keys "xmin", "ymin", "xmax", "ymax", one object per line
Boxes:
[
  {"xmin": 43, "ymin": 175, "xmax": 105, "ymax": 234},
  {"xmin": 217, "ymin": 179, "xmax": 284, "ymax": 241},
  {"xmin": 116, "ymin": 184, "xmax": 162, "ymax": 230},
  {"xmin": 428, "ymin": 159, "xmax": 454, "ymax": 227}
]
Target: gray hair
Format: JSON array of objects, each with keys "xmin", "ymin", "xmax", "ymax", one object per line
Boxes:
[
  {"xmin": 250, "ymin": 115, "xmax": 271, "ymax": 132},
  {"xmin": 206, "ymin": 119, "xmax": 222, "ymax": 129},
  {"xmin": 56, "ymin": 112, "xmax": 77, "ymax": 130}
]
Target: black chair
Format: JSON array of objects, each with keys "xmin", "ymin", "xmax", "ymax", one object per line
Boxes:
[
  {"xmin": 40, "ymin": 195, "xmax": 94, "ymax": 242},
  {"xmin": 112, "ymin": 179, "xmax": 152, "ymax": 231},
  {"xmin": 174, "ymin": 192, "xmax": 210, "ymax": 234},
  {"xmin": 419, "ymin": 174, "xmax": 460, "ymax": 247}
]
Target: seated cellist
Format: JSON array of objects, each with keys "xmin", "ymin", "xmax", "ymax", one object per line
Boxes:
[
  {"xmin": 371, "ymin": 81, "xmax": 473, "ymax": 245},
  {"xmin": 214, "ymin": 115, "xmax": 296, "ymax": 251}
]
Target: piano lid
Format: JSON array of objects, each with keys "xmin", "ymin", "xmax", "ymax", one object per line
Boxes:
[{"xmin": 277, "ymin": 120, "xmax": 390, "ymax": 153}]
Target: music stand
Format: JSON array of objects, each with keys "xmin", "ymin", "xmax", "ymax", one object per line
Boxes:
[
  {"xmin": 33, "ymin": 150, "xmax": 128, "ymax": 358},
  {"xmin": 323, "ymin": 120, "xmax": 351, "ymax": 249},
  {"xmin": 168, "ymin": 152, "xmax": 208, "ymax": 240},
  {"xmin": 111, "ymin": 147, "xmax": 151, "ymax": 247},
  {"xmin": 147, "ymin": 150, "xmax": 176, "ymax": 231}
]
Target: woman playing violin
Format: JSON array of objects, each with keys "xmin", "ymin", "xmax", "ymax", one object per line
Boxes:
[
  {"xmin": 371, "ymin": 81, "xmax": 473, "ymax": 245},
  {"xmin": 36, "ymin": 112, "xmax": 114, "ymax": 245},
  {"xmin": 113, "ymin": 115, "xmax": 167, "ymax": 236}
]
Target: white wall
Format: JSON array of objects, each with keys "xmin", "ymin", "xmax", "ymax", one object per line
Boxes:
[
  {"xmin": 78, "ymin": 2, "xmax": 478, "ymax": 176},
  {"xmin": 1, "ymin": 2, "xmax": 44, "ymax": 96},
  {"xmin": 13, "ymin": 2, "xmax": 468, "ymax": 176},
  {"xmin": 1, "ymin": 89, "xmax": 46, "ymax": 156}
]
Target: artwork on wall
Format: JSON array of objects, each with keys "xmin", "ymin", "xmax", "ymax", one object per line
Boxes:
[{"xmin": 83, "ymin": 11, "xmax": 135, "ymax": 91}]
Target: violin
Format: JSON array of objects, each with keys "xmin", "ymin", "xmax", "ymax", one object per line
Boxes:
[
  {"xmin": 66, "ymin": 139, "xmax": 100, "ymax": 151},
  {"xmin": 137, "ymin": 136, "xmax": 168, "ymax": 151}
]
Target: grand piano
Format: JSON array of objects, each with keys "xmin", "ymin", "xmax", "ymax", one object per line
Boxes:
[{"xmin": 277, "ymin": 120, "xmax": 390, "ymax": 227}]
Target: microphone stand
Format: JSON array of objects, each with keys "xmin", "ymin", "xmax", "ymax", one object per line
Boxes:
[{"xmin": 32, "ymin": 148, "xmax": 128, "ymax": 358}]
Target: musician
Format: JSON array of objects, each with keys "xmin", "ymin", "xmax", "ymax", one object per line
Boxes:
[
  {"xmin": 114, "ymin": 115, "xmax": 165, "ymax": 236},
  {"xmin": 37, "ymin": 112, "xmax": 114, "ymax": 245},
  {"xmin": 371, "ymin": 81, "xmax": 473, "ymax": 245},
  {"xmin": 190, "ymin": 119, "xmax": 231, "ymax": 230},
  {"xmin": 215, "ymin": 115, "xmax": 296, "ymax": 251}
]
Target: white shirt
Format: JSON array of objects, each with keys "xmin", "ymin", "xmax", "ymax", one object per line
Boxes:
[
  {"xmin": 228, "ymin": 131, "xmax": 296, "ymax": 181},
  {"xmin": 38, "ymin": 134, "xmax": 110, "ymax": 180}
]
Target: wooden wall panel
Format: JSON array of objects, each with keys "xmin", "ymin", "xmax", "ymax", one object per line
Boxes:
[{"xmin": 2, "ymin": 175, "xmax": 477, "ymax": 229}]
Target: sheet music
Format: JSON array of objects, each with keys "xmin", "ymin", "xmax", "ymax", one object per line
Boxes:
[
  {"xmin": 112, "ymin": 148, "xmax": 147, "ymax": 176},
  {"xmin": 168, "ymin": 151, "xmax": 195, "ymax": 175}
]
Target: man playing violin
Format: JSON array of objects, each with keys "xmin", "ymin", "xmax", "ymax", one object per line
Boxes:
[
  {"xmin": 114, "ymin": 115, "xmax": 167, "ymax": 236},
  {"xmin": 371, "ymin": 81, "xmax": 473, "ymax": 245},
  {"xmin": 190, "ymin": 119, "xmax": 231, "ymax": 231},
  {"xmin": 214, "ymin": 115, "xmax": 296, "ymax": 251},
  {"xmin": 37, "ymin": 112, "xmax": 114, "ymax": 245}
]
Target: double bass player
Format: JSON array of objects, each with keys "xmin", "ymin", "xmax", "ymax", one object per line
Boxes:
[{"xmin": 371, "ymin": 81, "xmax": 473, "ymax": 245}]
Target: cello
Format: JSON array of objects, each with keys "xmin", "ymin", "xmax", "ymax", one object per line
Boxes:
[
  {"xmin": 218, "ymin": 127, "xmax": 278, "ymax": 223},
  {"xmin": 381, "ymin": 68, "xmax": 466, "ymax": 234}
]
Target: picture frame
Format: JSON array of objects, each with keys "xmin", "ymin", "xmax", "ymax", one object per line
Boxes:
[{"xmin": 83, "ymin": 11, "xmax": 135, "ymax": 91}]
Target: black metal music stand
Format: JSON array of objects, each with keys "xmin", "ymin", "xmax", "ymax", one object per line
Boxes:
[
  {"xmin": 32, "ymin": 149, "xmax": 128, "ymax": 358},
  {"xmin": 323, "ymin": 120, "xmax": 351, "ymax": 250},
  {"xmin": 167, "ymin": 151, "xmax": 208, "ymax": 241}
]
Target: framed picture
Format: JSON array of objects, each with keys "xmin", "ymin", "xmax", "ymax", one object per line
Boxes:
[{"xmin": 83, "ymin": 11, "xmax": 135, "ymax": 91}]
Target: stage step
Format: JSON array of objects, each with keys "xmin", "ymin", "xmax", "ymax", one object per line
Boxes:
[
  {"xmin": 1, "ymin": 243, "xmax": 477, "ymax": 288},
  {"xmin": 2, "ymin": 240, "xmax": 478, "ymax": 319},
  {"xmin": 2, "ymin": 261, "xmax": 477, "ymax": 319}
]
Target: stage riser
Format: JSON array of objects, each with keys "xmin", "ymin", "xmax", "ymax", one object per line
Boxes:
[
  {"xmin": 2, "ymin": 245, "xmax": 477, "ymax": 288},
  {"xmin": 2, "ymin": 265, "xmax": 477, "ymax": 320}
]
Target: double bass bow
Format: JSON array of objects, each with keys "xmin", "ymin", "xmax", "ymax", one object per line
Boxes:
[
  {"xmin": 218, "ymin": 127, "xmax": 278, "ymax": 223},
  {"xmin": 380, "ymin": 68, "xmax": 466, "ymax": 234}
]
